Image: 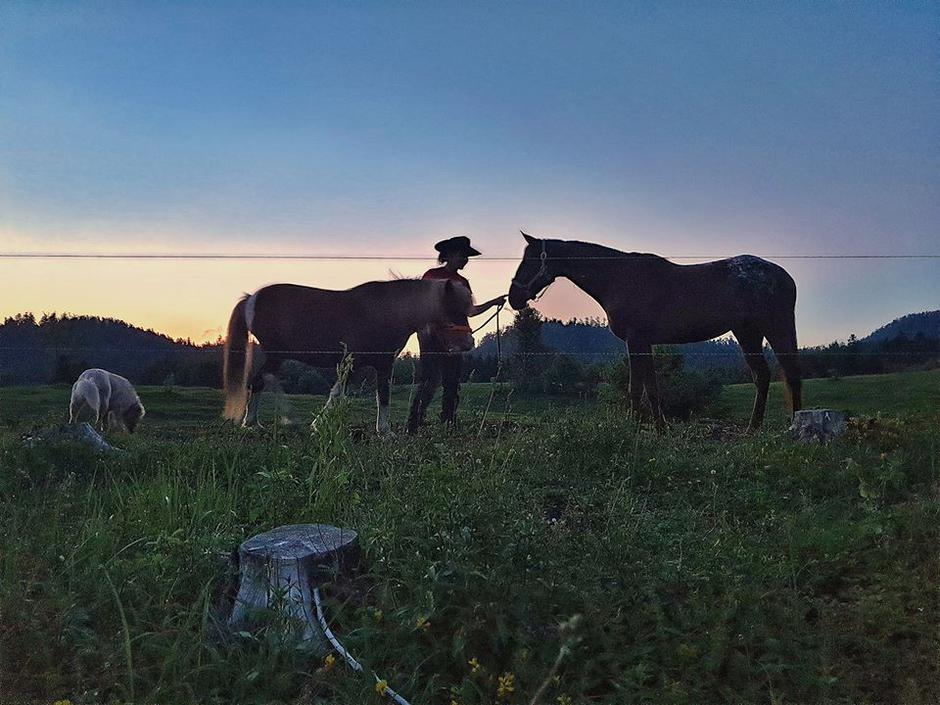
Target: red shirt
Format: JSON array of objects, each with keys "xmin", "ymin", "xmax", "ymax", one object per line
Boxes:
[{"xmin": 421, "ymin": 266, "xmax": 472, "ymax": 293}]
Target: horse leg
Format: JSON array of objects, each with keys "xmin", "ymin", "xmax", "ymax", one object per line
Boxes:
[
  {"xmin": 765, "ymin": 321, "xmax": 802, "ymax": 416},
  {"xmin": 733, "ymin": 326, "xmax": 770, "ymax": 431},
  {"xmin": 375, "ymin": 363, "xmax": 392, "ymax": 434},
  {"xmin": 440, "ymin": 353, "xmax": 462, "ymax": 430},
  {"xmin": 628, "ymin": 339, "xmax": 665, "ymax": 429},
  {"xmin": 628, "ymin": 340, "xmax": 663, "ymax": 426},
  {"xmin": 407, "ymin": 349, "xmax": 441, "ymax": 434},
  {"xmin": 244, "ymin": 356, "xmax": 280, "ymax": 428},
  {"xmin": 626, "ymin": 350, "xmax": 644, "ymax": 416}
]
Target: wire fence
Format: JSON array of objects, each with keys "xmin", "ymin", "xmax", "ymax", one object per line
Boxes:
[
  {"xmin": 1, "ymin": 250, "xmax": 936, "ymax": 361},
  {"xmin": 0, "ymin": 345, "xmax": 934, "ymax": 358},
  {"xmin": 1, "ymin": 252, "xmax": 939, "ymax": 261}
]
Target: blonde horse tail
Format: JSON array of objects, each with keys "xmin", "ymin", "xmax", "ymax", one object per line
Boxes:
[{"xmin": 223, "ymin": 296, "xmax": 252, "ymax": 422}]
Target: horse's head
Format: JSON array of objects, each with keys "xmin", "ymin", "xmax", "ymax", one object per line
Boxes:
[
  {"xmin": 509, "ymin": 232, "xmax": 555, "ymax": 310},
  {"xmin": 434, "ymin": 279, "xmax": 474, "ymax": 352}
]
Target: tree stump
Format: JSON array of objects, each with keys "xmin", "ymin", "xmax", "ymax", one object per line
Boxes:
[
  {"xmin": 789, "ymin": 409, "xmax": 847, "ymax": 442},
  {"xmin": 228, "ymin": 524, "xmax": 358, "ymax": 653}
]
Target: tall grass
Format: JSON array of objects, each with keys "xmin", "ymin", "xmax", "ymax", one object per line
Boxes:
[{"xmin": 0, "ymin": 372, "xmax": 938, "ymax": 703}]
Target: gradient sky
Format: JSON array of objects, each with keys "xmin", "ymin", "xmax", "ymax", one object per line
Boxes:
[{"xmin": 1, "ymin": 1, "xmax": 938, "ymax": 347}]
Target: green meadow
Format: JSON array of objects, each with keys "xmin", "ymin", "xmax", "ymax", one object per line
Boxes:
[{"xmin": 1, "ymin": 371, "xmax": 938, "ymax": 704}]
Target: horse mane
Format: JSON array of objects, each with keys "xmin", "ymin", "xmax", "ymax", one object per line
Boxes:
[
  {"xmin": 349, "ymin": 278, "xmax": 427, "ymax": 293},
  {"xmin": 554, "ymin": 239, "xmax": 667, "ymax": 263},
  {"xmin": 348, "ymin": 278, "xmax": 470, "ymax": 309}
]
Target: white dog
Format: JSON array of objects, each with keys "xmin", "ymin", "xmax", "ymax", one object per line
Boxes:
[{"xmin": 69, "ymin": 368, "xmax": 146, "ymax": 433}]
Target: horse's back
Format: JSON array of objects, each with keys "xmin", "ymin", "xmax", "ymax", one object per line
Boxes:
[
  {"xmin": 721, "ymin": 255, "xmax": 795, "ymax": 298},
  {"xmin": 248, "ymin": 282, "xmax": 413, "ymax": 362}
]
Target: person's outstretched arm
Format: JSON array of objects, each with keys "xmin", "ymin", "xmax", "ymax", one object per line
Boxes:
[{"xmin": 469, "ymin": 294, "xmax": 506, "ymax": 317}]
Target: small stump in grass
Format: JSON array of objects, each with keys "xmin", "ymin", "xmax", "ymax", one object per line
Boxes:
[
  {"xmin": 789, "ymin": 409, "xmax": 847, "ymax": 443},
  {"xmin": 229, "ymin": 524, "xmax": 359, "ymax": 654}
]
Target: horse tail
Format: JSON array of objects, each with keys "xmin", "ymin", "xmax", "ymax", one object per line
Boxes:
[
  {"xmin": 769, "ymin": 274, "xmax": 802, "ymax": 415},
  {"xmin": 223, "ymin": 295, "xmax": 252, "ymax": 422}
]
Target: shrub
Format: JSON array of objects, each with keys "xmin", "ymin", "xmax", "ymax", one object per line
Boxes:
[{"xmin": 604, "ymin": 348, "xmax": 722, "ymax": 419}]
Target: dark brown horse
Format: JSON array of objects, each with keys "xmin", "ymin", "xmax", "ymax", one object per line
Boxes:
[
  {"xmin": 508, "ymin": 233, "xmax": 802, "ymax": 429},
  {"xmin": 223, "ymin": 279, "xmax": 473, "ymax": 432}
]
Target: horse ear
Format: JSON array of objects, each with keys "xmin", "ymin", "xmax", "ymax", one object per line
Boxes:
[{"xmin": 521, "ymin": 231, "xmax": 537, "ymax": 245}]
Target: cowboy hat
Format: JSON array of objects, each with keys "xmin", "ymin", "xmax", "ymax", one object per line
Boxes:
[{"xmin": 434, "ymin": 236, "xmax": 481, "ymax": 257}]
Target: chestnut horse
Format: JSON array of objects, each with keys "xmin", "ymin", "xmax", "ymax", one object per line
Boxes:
[
  {"xmin": 508, "ymin": 233, "xmax": 801, "ymax": 429},
  {"xmin": 223, "ymin": 279, "xmax": 473, "ymax": 432}
]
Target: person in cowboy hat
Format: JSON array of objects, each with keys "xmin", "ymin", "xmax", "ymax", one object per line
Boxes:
[{"xmin": 407, "ymin": 236, "xmax": 506, "ymax": 433}]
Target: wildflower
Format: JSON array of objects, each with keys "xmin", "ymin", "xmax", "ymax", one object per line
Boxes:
[
  {"xmin": 557, "ymin": 696, "xmax": 573, "ymax": 705},
  {"xmin": 496, "ymin": 672, "xmax": 515, "ymax": 701},
  {"xmin": 322, "ymin": 652, "xmax": 336, "ymax": 672},
  {"xmin": 449, "ymin": 685, "xmax": 463, "ymax": 705},
  {"xmin": 375, "ymin": 679, "xmax": 388, "ymax": 696},
  {"xmin": 52, "ymin": 701, "xmax": 73, "ymax": 705},
  {"xmin": 372, "ymin": 608, "xmax": 384, "ymax": 623},
  {"xmin": 416, "ymin": 615, "xmax": 431, "ymax": 631},
  {"xmin": 468, "ymin": 657, "xmax": 481, "ymax": 673}
]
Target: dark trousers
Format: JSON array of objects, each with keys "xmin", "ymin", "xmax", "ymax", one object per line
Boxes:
[{"xmin": 407, "ymin": 333, "xmax": 462, "ymax": 433}]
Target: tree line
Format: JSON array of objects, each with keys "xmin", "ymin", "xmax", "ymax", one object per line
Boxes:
[{"xmin": 2, "ymin": 310, "xmax": 937, "ymax": 401}]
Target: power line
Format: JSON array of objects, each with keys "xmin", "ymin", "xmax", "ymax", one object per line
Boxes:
[{"xmin": 1, "ymin": 252, "xmax": 939, "ymax": 261}]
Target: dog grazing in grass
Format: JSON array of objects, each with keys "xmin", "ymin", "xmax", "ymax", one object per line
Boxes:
[{"xmin": 69, "ymin": 368, "xmax": 145, "ymax": 433}]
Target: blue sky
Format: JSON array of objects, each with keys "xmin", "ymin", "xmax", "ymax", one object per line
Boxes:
[{"xmin": 1, "ymin": 1, "xmax": 937, "ymax": 344}]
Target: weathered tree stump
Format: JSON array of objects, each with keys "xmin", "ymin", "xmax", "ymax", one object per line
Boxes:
[
  {"xmin": 789, "ymin": 409, "xmax": 847, "ymax": 442},
  {"xmin": 228, "ymin": 524, "xmax": 358, "ymax": 653}
]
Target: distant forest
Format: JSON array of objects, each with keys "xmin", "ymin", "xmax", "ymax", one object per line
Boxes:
[{"xmin": 1, "ymin": 309, "xmax": 938, "ymax": 391}]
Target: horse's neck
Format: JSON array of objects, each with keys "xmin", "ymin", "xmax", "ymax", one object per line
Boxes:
[{"xmin": 553, "ymin": 244, "xmax": 626, "ymax": 308}]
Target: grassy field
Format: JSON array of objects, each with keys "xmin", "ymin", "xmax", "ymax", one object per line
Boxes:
[{"xmin": 0, "ymin": 371, "xmax": 938, "ymax": 704}]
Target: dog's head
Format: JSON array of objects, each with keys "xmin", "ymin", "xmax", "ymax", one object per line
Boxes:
[{"xmin": 123, "ymin": 402, "xmax": 145, "ymax": 433}]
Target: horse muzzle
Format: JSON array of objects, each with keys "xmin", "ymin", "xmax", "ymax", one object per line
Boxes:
[
  {"xmin": 443, "ymin": 323, "xmax": 474, "ymax": 353},
  {"xmin": 508, "ymin": 285, "xmax": 530, "ymax": 310}
]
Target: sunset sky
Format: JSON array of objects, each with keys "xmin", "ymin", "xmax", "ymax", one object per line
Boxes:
[{"xmin": 2, "ymin": 2, "xmax": 937, "ymax": 347}]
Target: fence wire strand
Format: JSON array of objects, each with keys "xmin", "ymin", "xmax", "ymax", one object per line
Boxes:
[{"xmin": 1, "ymin": 252, "xmax": 939, "ymax": 261}]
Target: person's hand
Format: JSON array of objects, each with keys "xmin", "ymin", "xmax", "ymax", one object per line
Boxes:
[{"xmin": 491, "ymin": 295, "xmax": 507, "ymax": 308}]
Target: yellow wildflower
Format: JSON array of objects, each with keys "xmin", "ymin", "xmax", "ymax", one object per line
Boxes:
[
  {"xmin": 372, "ymin": 608, "xmax": 384, "ymax": 623},
  {"xmin": 323, "ymin": 652, "xmax": 336, "ymax": 672},
  {"xmin": 52, "ymin": 701, "xmax": 73, "ymax": 705},
  {"xmin": 496, "ymin": 672, "xmax": 515, "ymax": 701},
  {"xmin": 557, "ymin": 695, "xmax": 573, "ymax": 705},
  {"xmin": 375, "ymin": 679, "xmax": 389, "ymax": 695},
  {"xmin": 468, "ymin": 657, "xmax": 481, "ymax": 673},
  {"xmin": 416, "ymin": 615, "xmax": 431, "ymax": 631}
]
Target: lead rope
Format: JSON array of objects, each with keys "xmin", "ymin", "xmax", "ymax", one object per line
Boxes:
[
  {"xmin": 470, "ymin": 298, "xmax": 508, "ymax": 364},
  {"xmin": 496, "ymin": 301, "xmax": 502, "ymax": 361},
  {"xmin": 313, "ymin": 588, "xmax": 412, "ymax": 705}
]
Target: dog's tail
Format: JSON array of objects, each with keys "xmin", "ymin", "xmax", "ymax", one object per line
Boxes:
[{"xmin": 222, "ymin": 296, "xmax": 252, "ymax": 422}]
